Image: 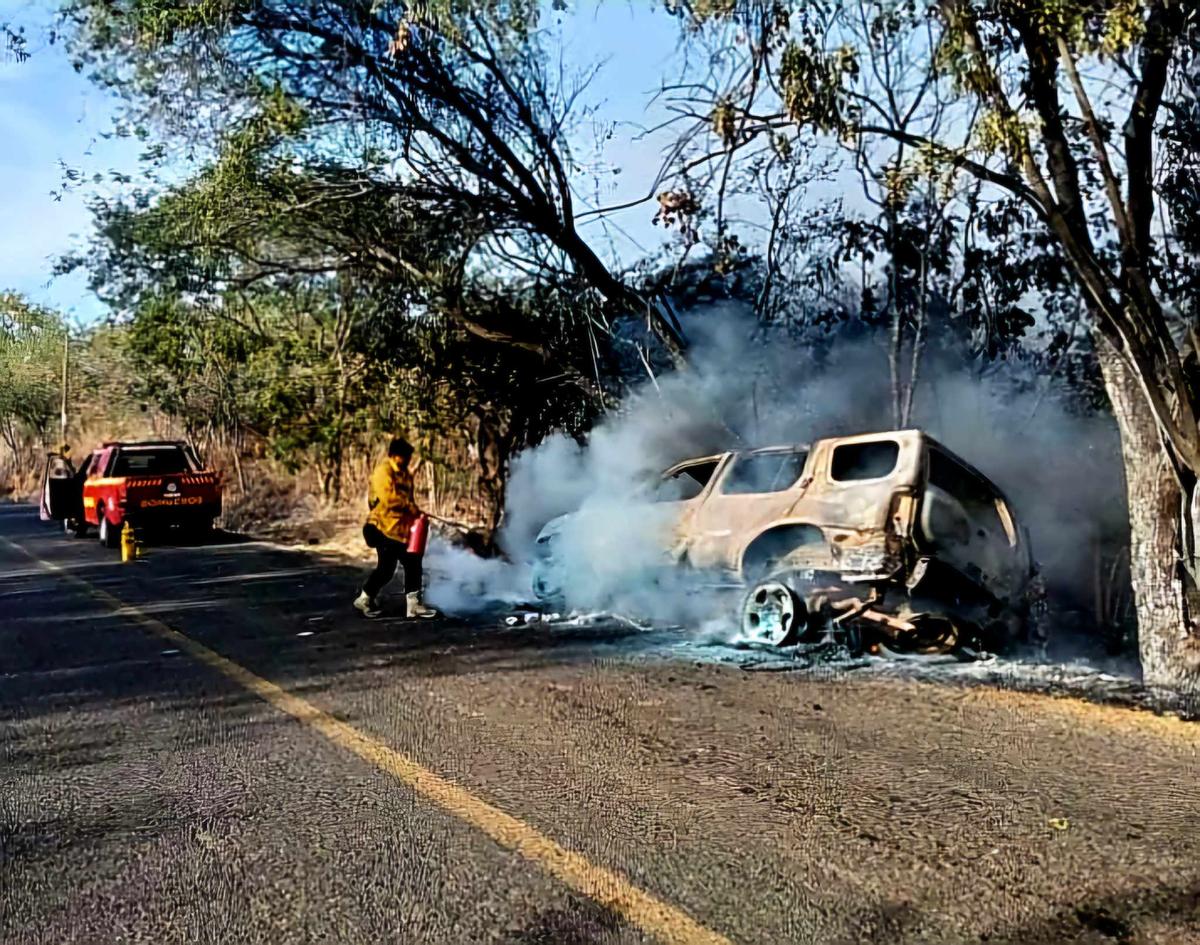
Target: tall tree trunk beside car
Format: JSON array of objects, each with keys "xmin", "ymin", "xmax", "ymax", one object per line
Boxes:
[{"xmin": 1099, "ymin": 341, "xmax": 1200, "ymax": 693}]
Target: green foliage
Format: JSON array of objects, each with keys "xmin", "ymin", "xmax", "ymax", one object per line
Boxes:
[
  {"xmin": 63, "ymin": 75, "xmax": 604, "ymax": 503},
  {"xmin": 778, "ymin": 40, "xmax": 858, "ymax": 133},
  {"xmin": 668, "ymin": 0, "xmax": 1198, "ymax": 362},
  {"xmin": 0, "ymin": 294, "xmax": 66, "ymax": 450},
  {"xmin": 60, "ymin": 0, "xmax": 689, "ymax": 362},
  {"xmin": 711, "ymin": 97, "xmax": 738, "ymax": 146},
  {"xmin": 116, "ymin": 286, "xmax": 380, "ymax": 494},
  {"xmin": 974, "ymin": 110, "xmax": 1037, "ymax": 158},
  {"xmin": 131, "ymin": 0, "xmax": 251, "ymax": 44}
]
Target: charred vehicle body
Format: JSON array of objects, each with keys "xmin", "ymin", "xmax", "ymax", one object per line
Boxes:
[{"xmin": 533, "ymin": 430, "xmax": 1038, "ymax": 656}]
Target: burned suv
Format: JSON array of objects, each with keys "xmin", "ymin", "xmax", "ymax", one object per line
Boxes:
[{"xmin": 532, "ymin": 429, "xmax": 1036, "ymax": 655}]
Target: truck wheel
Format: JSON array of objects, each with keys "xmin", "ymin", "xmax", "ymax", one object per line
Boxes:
[
  {"xmin": 98, "ymin": 513, "xmax": 121, "ymax": 549},
  {"xmin": 64, "ymin": 518, "xmax": 88, "ymax": 538}
]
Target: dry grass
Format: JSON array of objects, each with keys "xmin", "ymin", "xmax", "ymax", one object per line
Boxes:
[
  {"xmin": 214, "ymin": 441, "xmax": 495, "ymax": 550},
  {"xmin": 3, "ymin": 414, "xmax": 498, "ymax": 559}
]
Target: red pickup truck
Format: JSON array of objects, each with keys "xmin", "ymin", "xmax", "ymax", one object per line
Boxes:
[{"xmin": 43, "ymin": 441, "xmax": 222, "ymax": 548}]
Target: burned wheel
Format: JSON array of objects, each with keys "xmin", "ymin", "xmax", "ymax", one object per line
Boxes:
[
  {"xmin": 740, "ymin": 581, "xmax": 805, "ymax": 647},
  {"xmin": 885, "ymin": 613, "xmax": 961, "ymax": 655}
]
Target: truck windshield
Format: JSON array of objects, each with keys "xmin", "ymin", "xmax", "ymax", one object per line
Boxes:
[{"xmin": 111, "ymin": 447, "xmax": 192, "ymax": 477}]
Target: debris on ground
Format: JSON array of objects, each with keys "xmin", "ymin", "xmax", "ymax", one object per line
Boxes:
[
  {"xmin": 504, "ymin": 612, "xmax": 563, "ymax": 626},
  {"xmin": 487, "ymin": 605, "xmax": 1199, "ymax": 721},
  {"xmin": 685, "ymin": 635, "xmax": 1198, "ymax": 719},
  {"xmin": 501, "ymin": 609, "xmax": 654, "ymax": 631}
]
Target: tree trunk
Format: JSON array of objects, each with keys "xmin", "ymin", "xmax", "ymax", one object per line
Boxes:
[{"xmin": 1099, "ymin": 340, "xmax": 1200, "ymax": 694}]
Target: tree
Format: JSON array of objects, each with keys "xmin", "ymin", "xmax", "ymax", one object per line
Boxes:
[
  {"xmin": 61, "ymin": 0, "xmax": 688, "ymax": 372},
  {"xmin": 2, "ymin": 24, "xmax": 30, "ymax": 63},
  {"xmin": 63, "ymin": 95, "xmax": 607, "ymax": 527},
  {"xmin": 666, "ymin": 0, "xmax": 1200, "ymax": 692},
  {"xmin": 0, "ymin": 293, "xmax": 66, "ymax": 467}
]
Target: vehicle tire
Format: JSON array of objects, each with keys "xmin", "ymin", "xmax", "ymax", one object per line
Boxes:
[
  {"xmin": 531, "ymin": 561, "xmax": 565, "ymax": 606},
  {"xmin": 176, "ymin": 518, "xmax": 213, "ymax": 546},
  {"xmin": 739, "ymin": 580, "xmax": 806, "ymax": 646},
  {"xmin": 65, "ymin": 518, "xmax": 88, "ymax": 538},
  {"xmin": 891, "ymin": 613, "xmax": 960, "ymax": 654},
  {"xmin": 98, "ymin": 513, "xmax": 121, "ymax": 549}
]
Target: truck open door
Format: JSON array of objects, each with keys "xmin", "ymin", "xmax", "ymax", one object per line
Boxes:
[{"xmin": 41, "ymin": 453, "xmax": 84, "ymax": 526}]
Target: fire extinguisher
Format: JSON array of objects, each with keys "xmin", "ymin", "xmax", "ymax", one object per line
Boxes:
[{"xmin": 407, "ymin": 514, "xmax": 429, "ymax": 556}]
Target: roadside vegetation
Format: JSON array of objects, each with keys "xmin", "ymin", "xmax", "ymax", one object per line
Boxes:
[{"xmin": 4, "ymin": 1, "xmax": 1200, "ymax": 692}]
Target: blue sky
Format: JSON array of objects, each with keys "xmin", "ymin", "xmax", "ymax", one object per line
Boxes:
[
  {"xmin": 0, "ymin": 0, "xmax": 143, "ymax": 323},
  {"xmin": 0, "ymin": 1, "xmax": 686, "ymax": 324}
]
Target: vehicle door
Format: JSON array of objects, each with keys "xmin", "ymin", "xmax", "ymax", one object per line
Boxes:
[
  {"xmin": 81, "ymin": 448, "xmax": 113, "ymax": 524},
  {"xmin": 918, "ymin": 446, "xmax": 1022, "ymax": 596},
  {"xmin": 648, "ymin": 455, "xmax": 728, "ymax": 563},
  {"xmin": 685, "ymin": 449, "xmax": 810, "ymax": 571},
  {"xmin": 41, "ymin": 453, "xmax": 81, "ymax": 521}
]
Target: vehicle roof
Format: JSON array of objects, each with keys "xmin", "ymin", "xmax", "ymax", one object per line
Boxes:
[
  {"xmin": 671, "ymin": 429, "xmax": 921, "ymax": 462},
  {"xmin": 672, "ymin": 429, "xmax": 1012, "ymax": 502},
  {"xmin": 744, "ymin": 428, "xmax": 924, "ymax": 454},
  {"xmin": 98, "ymin": 440, "xmax": 190, "ymax": 449}
]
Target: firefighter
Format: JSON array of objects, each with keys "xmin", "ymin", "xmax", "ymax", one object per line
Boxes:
[{"xmin": 353, "ymin": 436, "xmax": 440, "ymax": 620}]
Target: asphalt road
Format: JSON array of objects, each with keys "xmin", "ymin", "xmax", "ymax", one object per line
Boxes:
[{"xmin": 2, "ymin": 503, "xmax": 1199, "ymax": 945}]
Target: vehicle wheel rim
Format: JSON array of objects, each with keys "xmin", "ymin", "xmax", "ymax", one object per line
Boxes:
[{"xmin": 741, "ymin": 582, "xmax": 797, "ymax": 646}]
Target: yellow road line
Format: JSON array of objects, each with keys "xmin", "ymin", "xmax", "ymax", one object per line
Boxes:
[{"xmin": 0, "ymin": 535, "xmax": 733, "ymax": 945}]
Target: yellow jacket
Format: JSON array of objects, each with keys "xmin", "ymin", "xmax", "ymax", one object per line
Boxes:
[{"xmin": 366, "ymin": 458, "xmax": 420, "ymax": 542}]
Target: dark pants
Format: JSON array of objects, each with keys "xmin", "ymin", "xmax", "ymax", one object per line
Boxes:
[{"xmin": 362, "ymin": 525, "xmax": 422, "ymax": 598}]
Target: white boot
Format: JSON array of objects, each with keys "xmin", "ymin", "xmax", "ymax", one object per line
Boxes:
[
  {"xmin": 407, "ymin": 591, "xmax": 439, "ymax": 619},
  {"xmin": 353, "ymin": 591, "xmax": 381, "ymax": 618}
]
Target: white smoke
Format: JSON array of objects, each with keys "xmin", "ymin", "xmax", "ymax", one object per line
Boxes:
[
  {"xmin": 428, "ymin": 304, "xmax": 1128, "ymax": 650},
  {"xmin": 423, "ymin": 538, "xmax": 533, "ymax": 614}
]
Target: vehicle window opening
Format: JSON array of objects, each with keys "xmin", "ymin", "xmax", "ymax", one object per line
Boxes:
[
  {"xmin": 110, "ymin": 447, "xmax": 193, "ymax": 477},
  {"xmin": 927, "ymin": 448, "xmax": 1012, "ymax": 546},
  {"xmin": 830, "ymin": 441, "xmax": 900, "ymax": 482},
  {"xmin": 654, "ymin": 460, "xmax": 718, "ymax": 502},
  {"xmin": 721, "ymin": 451, "xmax": 808, "ymax": 495}
]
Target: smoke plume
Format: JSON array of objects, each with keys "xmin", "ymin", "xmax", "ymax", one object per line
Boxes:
[{"xmin": 428, "ymin": 303, "xmax": 1128, "ymax": 652}]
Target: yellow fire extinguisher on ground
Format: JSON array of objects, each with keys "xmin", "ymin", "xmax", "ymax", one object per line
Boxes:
[{"xmin": 120, "ymin": 521, "xmax": 141, "ymax": 563}]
